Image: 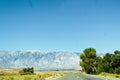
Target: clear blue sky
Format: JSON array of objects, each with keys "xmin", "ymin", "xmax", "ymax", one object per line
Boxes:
[{"xmin": 0, "ymin": 0, "xmax": 120, "ymax": 53}]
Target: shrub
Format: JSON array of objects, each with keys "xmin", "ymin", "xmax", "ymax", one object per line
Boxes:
[
  {"xmin": 19, "ymin": 67, "xmax": 34, "ymax": 75},
  {"xmin": 115, "ymin": 67, "xmax": 120, "ymax": 74}
]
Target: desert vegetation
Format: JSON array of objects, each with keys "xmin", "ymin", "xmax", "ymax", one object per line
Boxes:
[
  {"xmin": 0, "ymin": 68, "xmax": 69, "ymax": 80},
  {"xmin": 19, "ymin": 67, "xmax": 34, "ymax": 75}
]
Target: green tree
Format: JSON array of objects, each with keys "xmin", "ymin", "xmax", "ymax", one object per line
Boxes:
[
  {"xmin": 80, "ymin": 48, "xmax": 97, "ymax": 74},
  {"xmin": 80, "ymin": 48, "xmax": 120, "ymax": 74},
  {"xmin": 96, "ymin": 56, "xmax": 105, "ymax": 74},
  {"xmin": 111, "ymin": 51, "xmax": 120, "ymax": 73},
  {"xmin": 114, "ymin": 50, "xmax": 120, "ymax": 55},
  {"xmin": 103, "ymin": 53, "xmax": 113, "ymax": 73},
  {"xmin": 104, "ymin": 53, "xmax": 112, "ymax": 63}
]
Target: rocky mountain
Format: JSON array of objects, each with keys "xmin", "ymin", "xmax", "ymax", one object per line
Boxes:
[{"xmin": 0, "ymin": 50, "xmax": 81, "ymax": 70}]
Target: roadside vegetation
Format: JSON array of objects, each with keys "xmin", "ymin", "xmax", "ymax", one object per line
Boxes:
[
  {"xmin": 0, "ymin": 68, "xmax": 69, "ymax": 80},
  {"xmin": 99, "ymin": 72, "xmax": 120, "ymax": 78},
  {"xmin": 80, "ymin": 48, "xmax": 120, "ymax": 76},
  {"xmin": 19, "ymin": 67, "xmax": 34, "ymax": 75}
]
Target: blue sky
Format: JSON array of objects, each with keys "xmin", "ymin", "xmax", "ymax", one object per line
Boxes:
[{"xmin": 0, "ymin": 0, "xmax": 120, "ymax": 53}]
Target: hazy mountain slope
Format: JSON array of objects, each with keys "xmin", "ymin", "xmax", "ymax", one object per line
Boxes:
[{"xmin": 0, "ymin": 50, "xmax": 81, "ymax": 70}]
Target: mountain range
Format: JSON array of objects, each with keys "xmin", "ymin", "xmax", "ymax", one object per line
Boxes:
[{"xmin": 0, "ymin": 50, "xmax": 81, "ymax": 70}]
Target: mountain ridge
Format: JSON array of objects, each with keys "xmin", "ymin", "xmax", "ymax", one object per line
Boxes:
[{"xmin": 0, "ymin": 50, "xmax": 81, "ymax": 70}]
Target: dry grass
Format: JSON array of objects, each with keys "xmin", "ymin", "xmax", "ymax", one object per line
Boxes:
[
  {"xmin": 0, "ymin": 68, "xmax": 20, "ymax": 75},
  {"xmin": 99, "ymin": 72, "xmax": 120, "ymax": 78},
  {"xmin": 0, "ymin": 68, "xmax": 71, "ymax": 80}
]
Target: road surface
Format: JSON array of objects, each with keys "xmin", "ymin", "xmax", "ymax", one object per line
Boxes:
[{"xmin": 53, "ymin": 72, "xmax": 120, "ymax": 80}]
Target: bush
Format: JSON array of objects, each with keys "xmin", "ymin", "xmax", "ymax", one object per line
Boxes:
[
  {"xmin": 19, "ymin": 67, "xmax": 34, "ymax": 75},
  {"xmin": 115, "ymin": 67, "xmax": 120, "ymax": 74}
]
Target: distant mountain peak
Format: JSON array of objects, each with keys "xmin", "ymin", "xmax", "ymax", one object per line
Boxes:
[{"xmin": 23, "ymin": 50, "xmax": 42, "ymax": 53}]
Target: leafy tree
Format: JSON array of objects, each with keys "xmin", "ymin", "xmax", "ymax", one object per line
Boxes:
[
  {"xmin": 102, "ymin": 53, "xmax": 113, "ymax": 73},
  {"xmin": 103, "ymin": 53, "xmax": 112, "ymax": 63},
  {"xmin": 80, "ymin": 54, "xmax": 86, "ymax": 61},
  {"xmin": 84, "ymin": 48, "xmax": 96, "ymax": 58},
  {"xmin": 114, "ymin": 50, "xmax": 120, "ymax": 55},
  {"xmin": 111, "ymin": 52, "xmax": 120, "ymax": 74},
  {"xmin": 96, "ymin": 56, "xmax": 105, "ymax": 74},
  {"xmin": 80, "ymin": 48, "xmax": 120, "ymax": 74},
  {"xmin": 80, "ymin": 48, "xmax": 97, "ymax": 74}
]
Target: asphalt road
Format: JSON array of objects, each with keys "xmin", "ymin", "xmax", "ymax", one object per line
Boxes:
[{"xmin": 53, "ymin": 73, "xmax": 120, "ymax": 80}]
